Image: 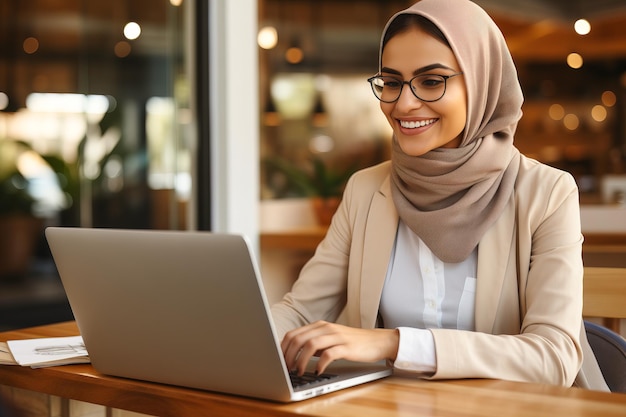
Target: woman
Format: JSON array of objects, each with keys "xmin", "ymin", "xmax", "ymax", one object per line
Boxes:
[{"xmin": 271, "ymin": 0, "xmax": 608, "ymax": 390}]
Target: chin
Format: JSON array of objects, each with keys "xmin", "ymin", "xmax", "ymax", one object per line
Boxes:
[{"xmin": 396, "ymin": 138, "xmax": 433, "ymax": 157}]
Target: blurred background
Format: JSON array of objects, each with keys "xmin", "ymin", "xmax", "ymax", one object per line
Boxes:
[{"xmin": 1, "ymin": 0, "xmax": 625, "ymax": 330}]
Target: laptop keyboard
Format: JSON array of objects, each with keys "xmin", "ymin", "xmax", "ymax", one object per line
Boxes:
[{"xmin": 289, "ymin": 371, "xmax": 338, "ymax": 388}]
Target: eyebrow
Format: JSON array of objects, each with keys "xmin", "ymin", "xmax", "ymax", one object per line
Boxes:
[{"xmin": 380, "ymin": 63, "xmax": 457, "ymax": 76}]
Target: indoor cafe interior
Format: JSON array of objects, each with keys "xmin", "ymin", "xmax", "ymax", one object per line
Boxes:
[
  {"xmin": 0, "ymin": 0, "xmax": 625, "ymax": 338},
  {"xmin": 1, "ymin": 1, "xmax": 626, "ymax": 416}
]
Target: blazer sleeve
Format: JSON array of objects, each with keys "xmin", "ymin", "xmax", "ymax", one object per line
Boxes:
[
  {"xmin": 270, "ymin": 178, "xmax": 355, "ymax": 340},
  {"xmin": 429, "ymin": 165, "xmax": 584, "ymax": 387}
]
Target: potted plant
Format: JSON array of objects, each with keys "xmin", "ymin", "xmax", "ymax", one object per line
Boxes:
[
  {"xmin": 0, "ymin": 140, "xmax": 45, "ymax": 279},
  {"xmin": 264, "ymin": 156, "xmax": 357, "ymax": 226}
]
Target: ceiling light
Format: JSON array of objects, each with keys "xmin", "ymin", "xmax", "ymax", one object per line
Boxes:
[
  {"xmin": 574, "ymin": 19, "xmax": 591, "ymax": 35},
  {"xmin": 114, "ymin": 41, "xmax": 131, "ymax": 58},
  {"xmin": 563, "ymin": 114, "xmax": 579, "ymax": 130},
  {"xmin": 124, "ymin": 22, "xmax": 141, "ymax": 40},
  {"xmin": 548, "ymin": 103, "xmax": 565, "ymax": 120},
  {"xmin": 601, "ymin": 91, "xmax": 617, "ymax": 107},
  {"xmin": 23, "ymin": 37, "xmax": 39, "ymax": 54},
  {"xmin": 258, "ymin": 26, "xmax": 278, "ymax": 50},
  {"xmin": 567, "ymin": 53, "xmax": 583, "ymax": 69},
  {"xmin": 285, "ymin": 47, "xmax": 303, "ymax": 64},
  {"xmin": 591, "ymin": 105, "xmax": 607, "ymax": 122}
]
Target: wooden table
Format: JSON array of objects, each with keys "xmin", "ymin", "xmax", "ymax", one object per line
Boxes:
[{"xmin": 1, "ymin": 322, "xmax": 626, "ymax": 417}]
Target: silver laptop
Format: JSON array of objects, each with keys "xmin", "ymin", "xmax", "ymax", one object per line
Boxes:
[{"xmin": 45, "ymin": 227, "xmax": 391, "ymax": 402}]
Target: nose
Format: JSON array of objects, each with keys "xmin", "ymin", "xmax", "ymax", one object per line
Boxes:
[{"xmin": 395, "ymin": 83, "xmax": 424, "ymax": 111}]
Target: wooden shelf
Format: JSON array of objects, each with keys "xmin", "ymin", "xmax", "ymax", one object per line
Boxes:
[{"xmin": 260, "ymin": 227, "xmax": 327, "ymax": 251}]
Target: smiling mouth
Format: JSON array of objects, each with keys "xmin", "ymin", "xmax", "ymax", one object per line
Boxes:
[{"xmin": 399, "ymin": 118, "xmax": 438, "ymax": 129}]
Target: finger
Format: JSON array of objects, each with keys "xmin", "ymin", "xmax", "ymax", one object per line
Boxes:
[
  {"xmin": 315, "ymin": 345, "xmax": 346, "ymax": 375},
  {"xmin": 281, "ymin": 321, "xmax": 327, "ymax": 354},
  {"xmin": 282, "ymin": 322, "xmax": 330, "ymax": 371},
  {"xmin": 281, "ymin": 325, "xmax": 313, "ymax": 368},
  {"xmin": 294, "ymin": 333, "xmax": 341, "ymax": 375}
]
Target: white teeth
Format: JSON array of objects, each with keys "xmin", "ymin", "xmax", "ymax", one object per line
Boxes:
[{"xmin": 400, "ymin": 119, "xmax": 437, "ymax": 129}]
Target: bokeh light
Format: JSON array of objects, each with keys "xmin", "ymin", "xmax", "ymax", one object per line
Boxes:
[
  {"xmin": 601, "ymin": 91, "xmax": 617, "ymax": 107},
  {"xmin": 591, "ymin": 105, "xmax": 607, "ymax": 122},
  {"xmin": 567, "ymin": 53, "xmax": 583, "ymax": 69},
  {"xmin": 563, "ymin": 113, "xmax": 579, "ymax": 130},
  {"xmin": 124, "ymin": 22, "xmax": 141, "ymax": 40},
  {"xmin": 548, "ymin": 103, "xmax": 565, "ymax": 120},
  {"xmin": 574, "ymin": 19, "xmax": 591, "ymax": 35},
  {"xmin": 258, "ymin": 26, "xmax": 278, "ymax": 50},
  {"xmin": 23, "ymin": 37, "xmax": 39, "ymax": 54}
]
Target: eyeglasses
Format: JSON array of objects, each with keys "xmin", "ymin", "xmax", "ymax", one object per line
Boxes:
[{"xmin": 367, "ymin": 73, "xmax": 463, "ymax": 103}]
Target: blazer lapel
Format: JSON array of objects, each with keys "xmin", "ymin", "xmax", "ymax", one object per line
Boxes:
[
  {"xmin": 475, "ymin": 195, "xmax": 517, "ymax": 333},
  {"xmin": 360, "ymin": 176, "xmax": 398, "ymax": 328},
  {"xmin": 356, "ymin": 175, "xmax": 517, "ymax": 331}
]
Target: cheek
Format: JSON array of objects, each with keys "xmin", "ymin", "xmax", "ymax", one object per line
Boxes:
[
  {"xmin": 442, "ymin": 93, "xmax": 467, "ymax": 136},
  {"xmin": 380, "ymin": 102, "xmax": 395, "ymax": 123},
  {"xmin": 451, "ymin": 104, "xmax": 467, "ymax": 134}
]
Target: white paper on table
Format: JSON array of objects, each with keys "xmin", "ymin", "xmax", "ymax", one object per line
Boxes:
[{"xmin": 6, "ymin": 335, "xmax": 90, "ymax": 367}]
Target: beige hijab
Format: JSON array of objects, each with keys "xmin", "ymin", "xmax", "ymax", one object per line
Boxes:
[{"xmin": 383, "ymin": 0, "xmax": 523, "ymax": 263}]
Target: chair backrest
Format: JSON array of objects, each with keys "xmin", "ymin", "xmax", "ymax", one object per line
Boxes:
[
  {"xmin": 584, "ymin": 320, "xmax": 626, "ymax": 393},
  {"xmin": 583, "ymin": 267, "xmax": 626, "ymax": 333}
]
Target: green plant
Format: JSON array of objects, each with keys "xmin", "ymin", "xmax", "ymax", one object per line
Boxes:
[
  {"xmin": 0, "ymin": 139, "xmax": 76, "ymax": 218},
  {"xmin": 265, "ymin": 156, "xmax": 357, "ymax": 199},
  {"xmin": 0, "ymin": 170, "xmax": 35, "ymax": 215},
  {"xmin": 0, "ymin": 140, "xmax": 36, "ymax": 216}
]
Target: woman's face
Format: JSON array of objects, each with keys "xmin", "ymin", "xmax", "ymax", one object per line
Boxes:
[{"xmin": 380, "ymin": 26, "xmax": 467, "ymax": 156}]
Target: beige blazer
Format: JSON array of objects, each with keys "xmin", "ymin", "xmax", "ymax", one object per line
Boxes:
[{"xmin": 271, "ymin": 156, "xmax": 609, "ymax": 391}]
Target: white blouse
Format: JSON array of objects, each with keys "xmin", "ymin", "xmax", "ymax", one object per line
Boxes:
[{"xmin": 379, "ymin": 221, "xmax": 477, "ymax": 373}]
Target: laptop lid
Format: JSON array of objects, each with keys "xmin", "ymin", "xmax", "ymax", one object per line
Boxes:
[{"xmin": 45, "ymin": 227, "xmax": 391, "ymax": 402}]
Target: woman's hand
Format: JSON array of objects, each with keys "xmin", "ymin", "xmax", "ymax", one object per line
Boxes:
[{"xmin": 281, "ymin": 321, "xmax": 400, "ymax": 375}]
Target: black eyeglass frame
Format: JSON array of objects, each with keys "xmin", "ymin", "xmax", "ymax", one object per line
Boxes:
[{"xmin": 367, "ymin": 72, "xmax": 463, "ymax": 103}]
